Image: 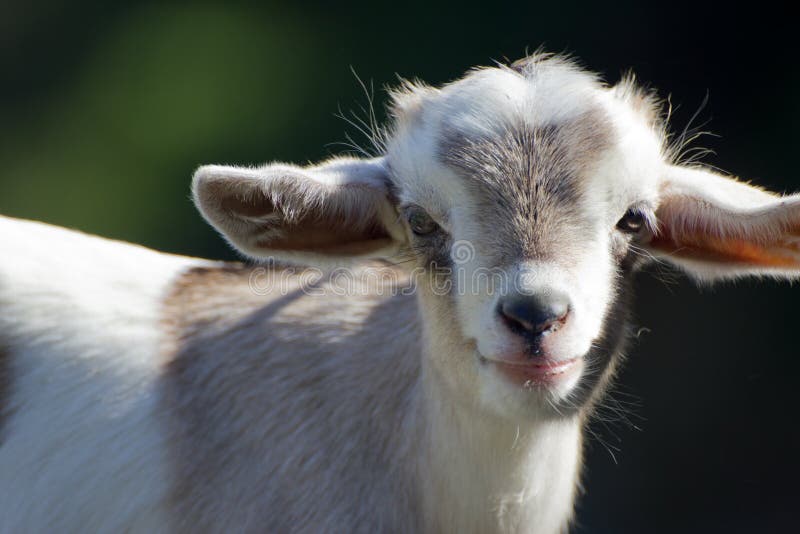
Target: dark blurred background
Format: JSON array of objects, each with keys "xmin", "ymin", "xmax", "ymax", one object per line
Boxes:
[{"xmin": 1, "ymin": 1, "xmax": 797, "ymax": 532}]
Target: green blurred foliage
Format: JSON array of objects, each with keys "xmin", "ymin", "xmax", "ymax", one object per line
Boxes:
[{"xmin": 1, "ymin": 3, "xmax": 332, "ymax": 258}]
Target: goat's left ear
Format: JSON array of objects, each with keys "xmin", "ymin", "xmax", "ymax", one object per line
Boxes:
[
  {"xmin": 193, "ymin": 156, "xmax": 405, "ymax": 265},
  {"xmin": 646, "ymin": 165, "xmax": 800, "ymax": 281}
]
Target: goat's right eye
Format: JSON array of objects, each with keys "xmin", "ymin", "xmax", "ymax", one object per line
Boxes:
[
  {"xmin": 404, "ymin": 206, "xmax": 440, "ymax": 236},
  {"xmin": 616, "ymin": 207, "xmax": 648, "ymax": 234}
]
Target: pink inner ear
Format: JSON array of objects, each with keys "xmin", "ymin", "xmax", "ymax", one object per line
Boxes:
[
  {"xmin": 650, "ymin": 203, "xmax": 800, "ymax": 268},
  {"xmin": 647, "ymin": 191, "xmax": 800, "ymax": 268},
  {"xmin": 650, "ymin": 232, "xmax": 800, "ymax": 267},
  {"xmin": 255, "ymin": 217, "xmax": 393, "ymax": 257},
  {"xmin": 221, "ymin": 193, "xmax": 275, "ymax": 218}
]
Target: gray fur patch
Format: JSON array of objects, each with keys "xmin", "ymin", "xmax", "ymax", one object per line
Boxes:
[
  {"xmin": 0, "ymin": 341, "xmax": 10, "ymax": 444},
  {"xmin": 438, "ymin": 108, "xmax": 615, "ymax": 265},
  {"xmin": 159, "ymin": 263, "xmax": 422, "ymax": 532}
]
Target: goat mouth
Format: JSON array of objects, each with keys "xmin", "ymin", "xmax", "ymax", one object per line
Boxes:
[{"xmin": 479, "ymin": 355, "xmax": 582, "ymax": 387}]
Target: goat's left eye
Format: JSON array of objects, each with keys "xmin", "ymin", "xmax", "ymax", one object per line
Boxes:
[
  {"xmin": 616, "ymin": 208, "xmax": 647, "ymax": 234},
  {"xmin": 405, "ymin": 206, "xmax": 440, "ymax": 236}
]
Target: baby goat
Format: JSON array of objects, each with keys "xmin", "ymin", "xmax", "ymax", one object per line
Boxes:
[{"xmin": 1, "ymin": 54, "xmax": 799, "ymax": 533}]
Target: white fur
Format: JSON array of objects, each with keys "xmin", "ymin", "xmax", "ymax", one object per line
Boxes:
[
  {"xmin": 0, "ymin": 216, "xmax": 203, "ymax": 532},
  {"xmin": 419, "ymin": 375, "xmax": 582, "ymax": 533}
]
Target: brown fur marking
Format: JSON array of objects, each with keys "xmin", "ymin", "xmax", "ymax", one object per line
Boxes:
[{"xmin": 159, "ymin": 262, "xmax": 421, "ymax": 532}]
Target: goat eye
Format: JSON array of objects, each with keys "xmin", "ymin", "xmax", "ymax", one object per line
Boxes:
[
  {"xmin": 616, "ymin": 208, "xmax": 647, "ymax": 234},
  {"xmin": 405, "ymin": 206, "xmax": 440, "ymax": 236}
]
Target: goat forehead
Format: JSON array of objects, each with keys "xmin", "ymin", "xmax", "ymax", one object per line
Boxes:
[
  {"xmin": 436, "ymin": 106, "xmax": 615, "ymax": 261},
  {"xmin": 434, "ymin": 62, "xmax": 604, "ymax": 132},
  {"xmin": 387, "ymin": 61, "xmax": 660, "ymax": 261}
]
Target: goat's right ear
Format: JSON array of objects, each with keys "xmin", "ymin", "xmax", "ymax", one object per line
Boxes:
[{"xmin": 192, "ymin": 156, "xmax": 405, "ymax": 264}]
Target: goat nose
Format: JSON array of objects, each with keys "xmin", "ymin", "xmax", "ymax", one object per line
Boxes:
[{"xmin": 497, "ymin": 292, "xmax": 571, "ymax": 338}]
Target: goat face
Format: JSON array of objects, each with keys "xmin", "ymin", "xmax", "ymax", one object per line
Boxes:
[
  {"xmin": 193, "ymin": 55, "xmax": 800, "ymax": 422},
  {"xmin": 385, "ymin": 58, "xmax": 659, "ymax": 419}
]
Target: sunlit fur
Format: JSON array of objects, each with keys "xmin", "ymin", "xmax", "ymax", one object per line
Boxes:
[{"xmin": 2, "ymin": 54, "xmax": 800, "ymax": 533}]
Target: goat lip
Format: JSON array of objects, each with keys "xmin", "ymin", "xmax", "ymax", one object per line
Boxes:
[{"xmin": 480, "ymin": 355, "xmax": 582, "ymax": 385}]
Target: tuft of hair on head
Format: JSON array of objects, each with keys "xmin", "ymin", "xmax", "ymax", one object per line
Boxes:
[
  {"xmin": 386, "ymin": 77, "xmax": 438, "ymax": 123},
  {"xmin": 610, "ymin": 70, "xmax": 678, "ymax": 164},
  {"xmin": 506, "ymin": 50, "xmax": 585, "ymax": 77},
  {"xmin": 611, "ymin": 71, "xmax": 665, "ymax": 131}
]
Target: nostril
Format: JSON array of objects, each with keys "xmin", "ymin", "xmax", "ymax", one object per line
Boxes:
[{"xmin": 498, "ymin": 292, "xmax": 571, "ymax": 337}]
